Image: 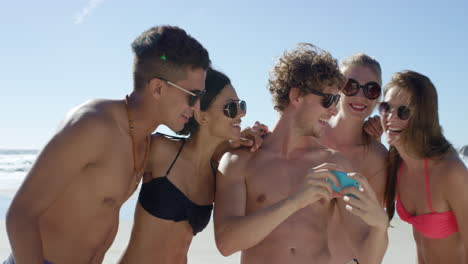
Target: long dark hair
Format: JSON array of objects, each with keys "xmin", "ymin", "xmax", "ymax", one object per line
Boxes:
[
  {"xmin": 384, "ymin": 70, "xmax": 452, "ymax": 220},
  {"xmin": 177, "ymin": 67, "xmax": 231, "ymax": 136}
]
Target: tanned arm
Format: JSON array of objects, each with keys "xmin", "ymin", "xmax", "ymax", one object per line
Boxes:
[{"xmin": 6, "ymin": 105, "xmax": 113, "ymax": 264}]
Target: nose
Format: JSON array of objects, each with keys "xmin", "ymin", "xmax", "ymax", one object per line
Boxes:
[
  {"xmin": 355, "ymin": 86, "xmax": 367, "ymax": 99},
  {"xmin": 385, "ymin": 107, "xmax": 401, "ymax": 123}
]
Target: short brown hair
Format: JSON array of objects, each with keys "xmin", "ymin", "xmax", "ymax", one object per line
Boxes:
[
  {"xmin": 340, "ymin": 53, "xmax": 382, "ymax": 85},
  {"xmin": 268, "ymin": 43, "xmax": 344, "ymax": 112},
  {"xmin": 131, "ymin": 25, "xmax": 211, "ymax": 91}
]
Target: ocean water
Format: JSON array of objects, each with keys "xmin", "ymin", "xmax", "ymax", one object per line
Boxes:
[{"xmin": 0, "ymin": 149, "xmax": 137, "ymax": 220}]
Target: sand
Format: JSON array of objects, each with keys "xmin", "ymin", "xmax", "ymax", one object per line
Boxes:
[{"xmin": 0, "ymin": 213, "xmax": 415, "ymax": 264}]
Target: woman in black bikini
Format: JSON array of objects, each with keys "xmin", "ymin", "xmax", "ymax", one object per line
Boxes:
[{"xmin": 119, "ymin": 68, "xmax": 266, "ymax": 263}]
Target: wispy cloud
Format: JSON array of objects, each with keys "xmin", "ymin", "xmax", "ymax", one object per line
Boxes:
[{"xmin": 74, "ymin": 0, "xmax": 105, "ymax": 25}]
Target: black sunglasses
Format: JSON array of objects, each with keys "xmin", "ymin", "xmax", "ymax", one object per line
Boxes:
[
  {"xmin": 223, "ymin": 100, "xmax": 247, "ymax": 118},
  {"xmin": 343, "ymin": 78, "xmax": 381, "ymax": 100},
  {"xmin": 378, "ymin": 102, "xmax": 411, "ymax": 120},
  {"xmin": 155, "ymin": 77, "xmax": 206, "ymax": 107},
  {"xmin": 308, "ymin": 89, "xmax": 340, "ymax": 108}
]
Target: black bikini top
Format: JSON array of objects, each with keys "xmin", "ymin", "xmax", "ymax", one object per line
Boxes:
[{"xmin": 138, "ymin": 133, "xmax": 214, "ymax": 235}]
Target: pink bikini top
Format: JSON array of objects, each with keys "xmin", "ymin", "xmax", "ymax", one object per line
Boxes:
[{"xmin": 396, "ymin": 158, "xmax": 459, "ymax": 239}]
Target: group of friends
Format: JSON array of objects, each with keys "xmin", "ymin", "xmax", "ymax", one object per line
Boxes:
[{"xmin": 4, "ymin": 25, "xmax": 468, "ymax": 264}]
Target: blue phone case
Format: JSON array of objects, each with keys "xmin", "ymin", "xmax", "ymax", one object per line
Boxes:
[{"xmin": 326, "ymin": 170, "xmax": 360, "ymax": 198}]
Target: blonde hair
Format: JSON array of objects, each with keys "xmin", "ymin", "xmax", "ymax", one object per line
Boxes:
[{"xmin": 340, "ymin": 53, "xmax": 382, "ymax": 85}]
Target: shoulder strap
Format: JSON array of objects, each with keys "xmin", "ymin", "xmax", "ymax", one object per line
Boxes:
[
  {"xmin": 165, "ymin": 139, "xmax": 187, "ymax": 177},
  {"xmin": 424, "ymin": 158, "xmax": 436, "ymax": 213}
]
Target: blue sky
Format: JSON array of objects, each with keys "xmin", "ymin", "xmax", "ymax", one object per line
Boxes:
[{"xmin": 1, "ymin": 0, "xmax": 467, "ymax": 149}]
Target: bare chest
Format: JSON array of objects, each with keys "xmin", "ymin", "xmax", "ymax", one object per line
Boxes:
[{"xmin": 399, "ymin": 168, "xmax": 448, "ymax": 215}]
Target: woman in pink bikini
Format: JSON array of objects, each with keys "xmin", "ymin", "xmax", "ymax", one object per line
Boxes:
[{"xmin": 380, "ymin": 70, "xmax": 468, "ymax": 263}]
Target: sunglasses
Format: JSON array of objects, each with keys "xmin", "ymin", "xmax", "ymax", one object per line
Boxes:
[
  {"xmin": 156, "ymin": 77, "xmax": 206, "ymax": 107},
  {"xmin": 308, "ymin": 89, "xmax": 340, "ymax": 108},
  {"xmin": 378, "ymin": 102, "xmax": 411, "ymax": 120},
  {"xmin": 343, "ymin": 78, "xmax": 381, "ymax": 100},
  {"xmin": 223, "ymin": 100, "xmax": 247, "ymax": 118}
]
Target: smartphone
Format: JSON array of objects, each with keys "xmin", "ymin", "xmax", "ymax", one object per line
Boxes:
[{"xmin": 326, "ymin": 170, "xmax": 360, "ymax": 198}]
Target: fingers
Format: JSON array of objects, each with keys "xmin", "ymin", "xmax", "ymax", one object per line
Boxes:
[
  {"xmin": 308, "ymin": 178, "xmax": 334, "ymax": 197},
  {"xmin": 253, "ymin": 121, "xmax": 269, "ymax": 137},
  {"xmin": 309, "ymin": 163, "xmax": 346, "ymax": 188},
  {"xmin": 344, "ymin": 203, "xmax": 366, "ymax": 218},
  {"xmin": 307, "ymin": 168, "xmax": 340, "ymax": 190},
  {"xmin": 370, "ymin": 116, "xmax": 383, "ymax": 136},
  {"xmin": 311, "ymin": 163, "xmax": 346, "ymax": 172},
  {"xmin": 363, "ymin": 116, "xmax": 383, "ymax": 138},
  {"xmin": 240, "ymin": 126, "xmax": 263, "ymax": 152},
  {"xmin": 347, "ymin": 173, "xmax": 376, "ymax": 197},
  {"xmin": 237, "ymin": 137, "xmax": 254, "ymax": 147},
  {"xmin": 342, "ymin": 193, "xmax": 366, "ymax": 210}
]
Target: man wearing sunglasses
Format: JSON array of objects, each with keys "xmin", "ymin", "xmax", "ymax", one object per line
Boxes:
[
  {"xmin": 215, "ymin": 44, "xmax": 372, "ymax": 264},
  {"xmin": 319, "ymin": 53, "xmax": 389, "ymax": 264},
  {"xmin": 5, "ymin": 26, "xmax": 210, "ymax": 264}
]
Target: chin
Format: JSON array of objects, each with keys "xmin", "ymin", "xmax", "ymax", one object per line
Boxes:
[{"xmin": 168, "ymin": 122, "xmax": 185, "ymax": 134}]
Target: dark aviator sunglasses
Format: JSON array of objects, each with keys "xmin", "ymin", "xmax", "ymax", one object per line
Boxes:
[{"xmin": 155, "ymin": 77, "xmax": 206, "ymax": 107}]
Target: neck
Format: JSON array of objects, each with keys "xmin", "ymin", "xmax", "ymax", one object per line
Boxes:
[
  {"xmin": 265, "ymin": 111, "xmax": 324, "ymax": 159},
  {"xmin": 394, "ymin": 143, "xmax": 425, "ymax": 170},
  {"xmin": 125, "ymin": 91, "xmax": 162, "ymax": 142},
  {"xmin": 184, "ymin": 129, "xmax": 225, "ymax": 169},
  {"xmin": 328, "ymin": 111, "xmax": 366, "ymax": 147}
]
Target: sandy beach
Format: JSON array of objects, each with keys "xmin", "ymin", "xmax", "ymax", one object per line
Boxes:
[
  {"xmin": 1, "ymin": 216, "xmax": 415, "ymax": 264},
  {"xmin": 0, "ymin": 187, "xmax": 416, "ymax": 263}
]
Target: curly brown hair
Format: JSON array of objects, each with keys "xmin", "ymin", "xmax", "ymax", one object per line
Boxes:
[{"xmin": 268, "ymin": 43, "xmax": 344, "ymax": 112}]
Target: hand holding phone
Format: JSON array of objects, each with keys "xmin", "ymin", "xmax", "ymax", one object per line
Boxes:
[{"xmin": 326, "ymin": 170, "xmax": 360, "ymax": 198}]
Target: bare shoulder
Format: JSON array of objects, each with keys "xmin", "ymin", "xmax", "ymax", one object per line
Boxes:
[
  {"xmin": 47, "ymin": 99, "xmax": 123, "ymax": 155},
  {"xmin": 368, "ymin": 139, "xmax": 388, "ymax": 159},
  {"xmin": 366, "ymin": 140, "xmax": 388, "ymax": 175},
  {"xmin": 218, "ymin": 148, "xmax": 255, "ymax": 175},
  {"xmin": 61, "ymin": 99, "xmax": 120, "ymax": 136},
  {"xmin": 436, "ymin": 151, "xmax": 468, "ymax": 190},
  {"xmin": 146, "ymin": 133, "xmax": 185, "ymax": 171}
]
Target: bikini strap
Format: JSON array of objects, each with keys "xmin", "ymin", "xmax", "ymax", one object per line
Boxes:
[
  {"xmin": 424, "ymin": 158, "xmax": 436, "ymax": 213},
  {"xmin": 165, "ymin": 139, "xmax": 187, "ymax": 176}
]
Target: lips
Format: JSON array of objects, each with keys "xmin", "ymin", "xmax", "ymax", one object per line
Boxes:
[
  {"xmin": 231, "ymin": 120, "xmax": 241, "ymax": 129},
  {"xmin": 318, "ymin": 117, "xmax": 329, "ymax": 126},
  {"xmin": 349, "ymin": 103, "xmax": 367, "ymax": 112},
  {"xmin": 386, "ymin": 125, "xmax": 404, "ymax": 138}
]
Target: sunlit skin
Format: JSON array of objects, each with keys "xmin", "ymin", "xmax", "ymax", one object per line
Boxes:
[
  {"xmin": 319, "ymin": 65, "xmax": 389, "ymax": 264},
  {"xmin": 381, "ymin": 86, "xmax": 468, "ymax": 264},
  {"xmin": 5, "ymin": 68, "xmax": 206, "ymax": 264},
  {"xmin": 214, "ymin": 84, "xmax": 379, "ymax": 264},
  {"xmin": 119, "ymin": 85, "xmax": 257, "ymax": 264}
]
